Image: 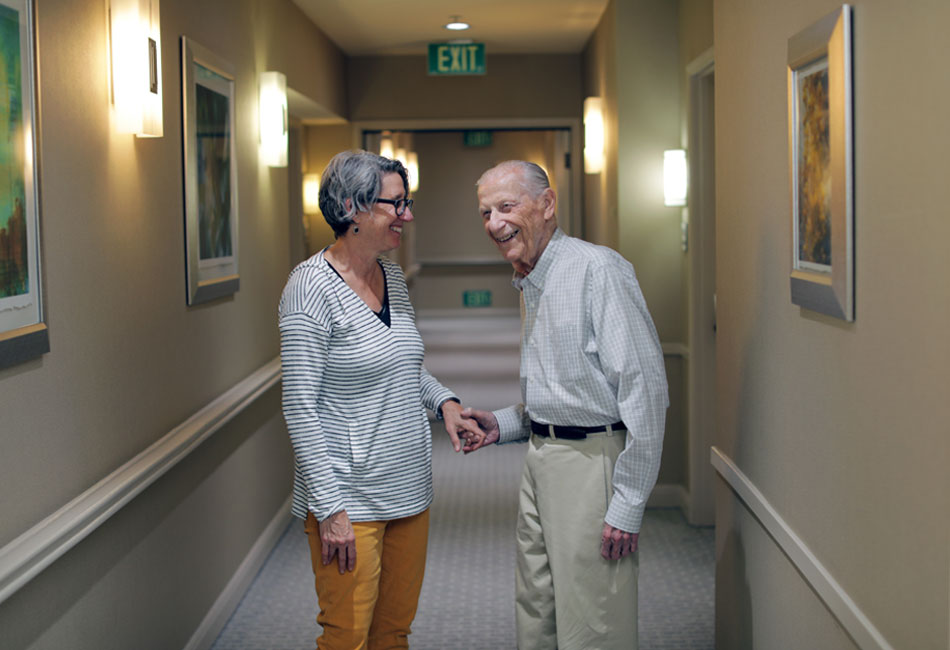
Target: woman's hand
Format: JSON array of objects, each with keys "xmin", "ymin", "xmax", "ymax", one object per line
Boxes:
[
  {"xmin": 319, "ymin": 510, "xmax": 356, "ymax": 574},
  {"xmin": 440, "ymin": 400, "xmax": 486, "ymax": 452},
  {"xmin": 459, "ymin": 407, "xmax": 500, "ymax": 453}
]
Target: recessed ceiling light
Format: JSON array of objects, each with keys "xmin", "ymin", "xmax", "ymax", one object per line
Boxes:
[{"xmin": 444, "ymin": 15, "xmax": 470, "ymax": 31}]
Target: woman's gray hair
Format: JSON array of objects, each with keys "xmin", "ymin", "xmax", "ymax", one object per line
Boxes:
[
  {"xmin": 476, "ymin": 160, "xmax": 550, "ymax": 197},
  {"xmin": 319, "ymin": 150, "xmax": 409, "ymax": 237}
]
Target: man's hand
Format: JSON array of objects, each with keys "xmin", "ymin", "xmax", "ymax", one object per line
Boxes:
[
  {"xmin": 440, "ymin": 400, "xmax": 486, "ymax": 452},
  {"xmin": 600, "ymin": 523, "xmax": 638, "ymax": 560},
  {"xmin": 319, "ymin": 510, "xmax": 356, "ymax": 574},
  {"xmin": 460, "ymin": 407, "xmax": 501, "ymax": 453}
]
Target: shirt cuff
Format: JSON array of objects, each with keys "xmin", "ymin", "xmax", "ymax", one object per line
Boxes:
[
  {"xmin": 604, "ymin": 497, "xmax": 645, "ymax": 534},
  {"xmin": 493, "ymin": 405, "xmax": 529, "ymax": 444}
]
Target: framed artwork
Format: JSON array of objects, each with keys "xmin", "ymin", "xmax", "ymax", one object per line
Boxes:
[
  {"xmin": 787, "ymin": 5, "xmax": 853, "ymax": 321},
  {"xmin": 0, "ymin": 0, "xmax": 48, "ymax": 370},
  {"xmin": 181, "ymin": 37, "xmax": 239, "ymax": 305}
]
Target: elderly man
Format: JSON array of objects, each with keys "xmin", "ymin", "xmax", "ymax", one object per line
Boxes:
[{"xmin": 463, "ymin": 160, "xmax": 668, "ymax": 649}]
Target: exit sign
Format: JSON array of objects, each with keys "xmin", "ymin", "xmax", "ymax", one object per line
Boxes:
[
  {"xmin": 428, "ymin": 43, "xmax": 486, "ymax": 76},
  {"xmin": 463, "ymin": 290, "xmax": 492, "ymax": 307}
]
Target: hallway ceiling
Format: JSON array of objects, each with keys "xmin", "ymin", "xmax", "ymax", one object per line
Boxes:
[{"xmin": 291, "ymin": 0, "xmax": 610, "ymax": 55}]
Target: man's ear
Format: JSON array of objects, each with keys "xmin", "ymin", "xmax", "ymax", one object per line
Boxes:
[{"xmin": 541, "ymin": 188, "xmax": 557, "ymax": 221}]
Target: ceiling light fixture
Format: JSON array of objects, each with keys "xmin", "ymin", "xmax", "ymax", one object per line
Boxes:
[{"xmin": 444, "ymin": 15, "xmax": 470, "ymax": 31}]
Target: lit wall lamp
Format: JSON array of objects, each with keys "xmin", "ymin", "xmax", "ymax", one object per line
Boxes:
[
  {"xmin": 303, "ymin": 173, "xmax": 321, "ymax": 214},
  {"xmin": 394, "ymin": 146, "xmax": 408, "ymax": 168},
  {"xmin": 110, "ymin": 0, "xmax": 163, "ymax": 137},
  {"xmin": 583, "ymin": 97, "xmax": 605, "ymax": 174},
  {"xmin": 663, "ymin": 149, "xmax": 688, "ymax": 207},
  {"xmin": 379, "ymin": 135, "xmax": 394, "ymax": 159},
  {"xmin": 407, "ymin": 152, "xmax": 420, "ymax": 192},
  {"xmin": 259, "ymin": 71, "xmax": 288, "ymax": 167}
]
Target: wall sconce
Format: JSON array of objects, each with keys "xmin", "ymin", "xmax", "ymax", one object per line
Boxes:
[
  {"xmin": 663, "ymin": 149, "xmax": 688, "ymax": 206},
  {"xmin": 394, "ymin": 147, "xmax": 408, "ymax": 168},
  {"xmin": 110, "ymin": 0, "xmax": 163, "ymax": 137},
  {"xmin": 259, "ymin": 71, "xmax": 288, "ymax": 167},
  {"xmin": 303, "ymin": 173, "xmax": 320, "ymax": 214},
  {"xmin": 584, "ymin": 97, "xmax": 605, "ymax": 174},
  {"xmin": 379, "ymin": 136, "xmax": 394, "ymax": 159},
  {"xmin": 407, "ymin": 152, "xmax": 420, "ymax": 192}
]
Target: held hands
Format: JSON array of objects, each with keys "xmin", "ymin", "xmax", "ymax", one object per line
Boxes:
[
  {"xmin": 600, "ymin": 523, "xmax": 638, "ymax": 560},
  {"xmin": 460, "ymin": 407, "xmax": 500, "ymax": 453},
  {"xmin": 319, "ymin": 510, "xmax": 356, "ymax": 574},
  {"xmin": 440, "ymin": 400, "xmax": 488, "ymax": 453}
]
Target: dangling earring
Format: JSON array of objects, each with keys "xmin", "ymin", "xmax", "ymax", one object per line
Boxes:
[{"xmin": 353, "ymin": 226, "xmax": 359, "ymax": 234}]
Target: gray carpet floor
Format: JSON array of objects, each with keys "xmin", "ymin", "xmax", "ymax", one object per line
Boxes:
[{"xmin": 210, "ymin": 434, "xmax": 713, "ymax": 650}]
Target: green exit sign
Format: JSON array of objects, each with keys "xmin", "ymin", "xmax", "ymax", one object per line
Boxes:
[
  {"xmin": 428, "ymin": 43, "xmax": 486, "ymax": 76},
  {"xmin": 463, "ymin": 290, "xmax": 492, "ymax": 307},
  {"xmin": 464, "ymin": 130, "xmax": 493, "ymax": 147}
]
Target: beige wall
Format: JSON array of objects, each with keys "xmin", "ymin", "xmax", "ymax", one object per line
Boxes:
[
  {"xmin": 582, "ymin": 0, "xmax": 696, "ymax": 495},
  {"xmin": 615, "ymin": 0, "xmax": 685, "ymax": 343},
  {"xmin": 715, "ymin": 0, "xmax": 950, "ymax": 647},
  {"xmin": 408, "ymin": 129, "xmax": 568, "ymax": 313},
  {"xmin": 0, "ymin": 0, "xmax": 344, "ymax": 647},
  {"xmin": 582, "ymin": 2, "xmax": 618, "ymax": 248},
  {"xmin": 347, "ymin": 54, "xmax": 582, "ymax": 122},
  {"xmin": 303, "ymin": 123, "xmax": 354, "ymax": 255}
]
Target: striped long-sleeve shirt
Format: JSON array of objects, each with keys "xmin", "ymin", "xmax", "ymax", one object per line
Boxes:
[
  {"xmin": 493, "ymin": 229, "xmax": 669, "ymax": 534},
  {"xmin": 278, "ymin": 251, "xmax": 456, "ymax": 522}
]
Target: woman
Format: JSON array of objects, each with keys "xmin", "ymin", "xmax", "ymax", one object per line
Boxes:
[{"xmin": 278, "ymin": 150, "xmax": 482, "ymax": 649}]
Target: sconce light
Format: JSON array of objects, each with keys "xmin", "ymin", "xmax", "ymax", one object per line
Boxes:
[
  {"xmin": 110, "ymin": 0, "xmax": 163, "ymax": 137},
  {"xmin": 303, "ymin": 173, "xmax": 321, "ymax": 214},
  {"xmin": 583, "ymin": 97, "xmax": 604, "ymax": 174},
  {"xmin": 394, "ymin": 147, "xmax": 408, "ymax": 168},
  {"xmin": 663, "ymin": 149, "xmax": 688, "ymax": 207},
  {"xmin": 259, "ymin": 71, "xmax": 288, "ymax": 167},
  {"xmin": 379, "ymin": 136, "xmax": 394, "ymax": 159},
  {"xmin": 407, "ymin": 152, "xmax": 420, "ymax": 192}
]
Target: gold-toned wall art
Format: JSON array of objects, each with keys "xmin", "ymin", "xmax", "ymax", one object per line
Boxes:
[{"xmin": 787, "ymin": 5, "xmax": 854, "ymax": 321}]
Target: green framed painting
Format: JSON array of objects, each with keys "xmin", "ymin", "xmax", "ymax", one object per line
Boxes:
[{"xmin": 0, "ymin": 0, "xmax": 47, "ymax": 369}]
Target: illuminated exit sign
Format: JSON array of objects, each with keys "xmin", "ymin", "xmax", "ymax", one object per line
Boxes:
[{"xmin": 428, "ymin": 43, "xmax": 486, "ymax": 76}]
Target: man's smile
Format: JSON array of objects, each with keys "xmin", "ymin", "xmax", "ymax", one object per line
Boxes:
[{"xmin": 494, "ymin": 229, "xmax": 520, "ymax": 244}]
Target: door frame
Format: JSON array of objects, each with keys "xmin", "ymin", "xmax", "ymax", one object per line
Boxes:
[
  {"xmin": 352, "ymin": 118, "xmax": 583, "ymax": 273},
  {"xmin": 686, "ymin": 48, "xmax": 716, "ymax": 526}
]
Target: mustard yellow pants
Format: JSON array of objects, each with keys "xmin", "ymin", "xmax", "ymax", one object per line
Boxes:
[{"xmin": 305, "ymin": 509, "xmax": 430, "ymax": 650}]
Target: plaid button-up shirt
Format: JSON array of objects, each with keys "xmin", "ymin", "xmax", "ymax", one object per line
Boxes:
[{"xmin": 493, "ymin": 228, "xmax": 669, "ymax": 533}]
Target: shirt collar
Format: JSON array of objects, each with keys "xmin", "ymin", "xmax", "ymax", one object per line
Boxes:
[{"xmin": 512, "ymin": 227, "xmax": 565, "ymax": 292}]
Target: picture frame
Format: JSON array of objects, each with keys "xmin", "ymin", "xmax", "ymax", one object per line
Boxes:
[
  {"xmin": 181, "ymin": 37, "xmax": 239, "ymax": 305},
  {"xmin": 0, "ymin": 0, "xmax": 49, "ymax": 370},
  {"xmin": 787, "ymin": 5, "xmax": 853, "ymax": 321}
]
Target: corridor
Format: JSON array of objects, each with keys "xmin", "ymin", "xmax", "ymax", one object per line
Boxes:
[{"xmin": 1, "ymin": 1, "xmax": 945, "ymax": 648}]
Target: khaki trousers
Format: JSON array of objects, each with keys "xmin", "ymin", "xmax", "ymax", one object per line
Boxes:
[
  {"xmin": 516, "ymin": 432, "xmax": 639, "ymax": 650},
  {"xmin": 305, "ymin": 509, "xmax": 429, "ymax": 650}
]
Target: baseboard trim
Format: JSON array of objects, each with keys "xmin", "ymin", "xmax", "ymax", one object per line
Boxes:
[
  {"xmin": 0, "ymin": 358, "xmax": 282, "ymax": 606},
  {"xmin": 184, "ymin": 493, "xmax": 294, "ymax": 650},
  {"xmin": 647, "ymin": 483, "xmax": 689, "ymax": 510},
  {"xmin": 711, "ymin": 447, "xmax": 895, "ymax": 650}
]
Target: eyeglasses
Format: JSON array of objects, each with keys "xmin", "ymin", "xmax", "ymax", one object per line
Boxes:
[{"xmin": 375, "ymin": 197, "xmax": 413, "ymax": 216}]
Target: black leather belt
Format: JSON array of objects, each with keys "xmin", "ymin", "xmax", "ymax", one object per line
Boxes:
[{"xmin": 529, "ymin": 419, "xmax": 626, "ymax": 440}]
